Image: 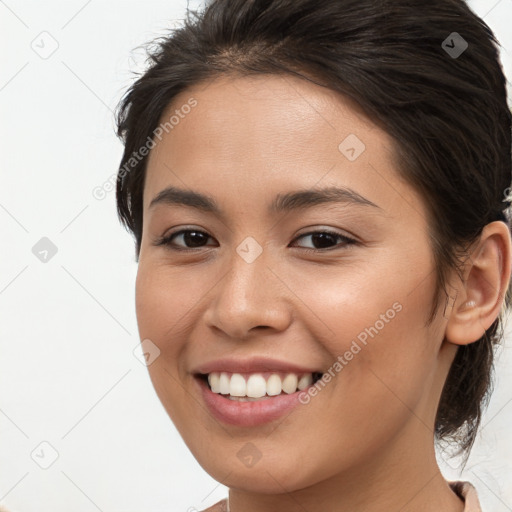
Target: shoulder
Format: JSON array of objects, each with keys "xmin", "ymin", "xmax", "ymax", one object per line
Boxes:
[
  {"xmin": 448, "ymin": 480, "xmax": 483, "ymax": 512},
  {"xmin": 200, "ymin": 498, "xmax": 229, "ymax": 512}
]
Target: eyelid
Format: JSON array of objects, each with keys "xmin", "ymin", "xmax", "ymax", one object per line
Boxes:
[
  {"xmin": 292, "ymin": 225, "xmax": 358, "ymax": 242},
  {"xmin": 154, "ymin": 227, "xmax": 216, "ymax": 250},
  {"xmin": 290, "ymin": 229, "xmax": 358, "ymax": 250},
  {"xmin": 155, "ymin": 226, "xmax": 358, "ymax": 252}
]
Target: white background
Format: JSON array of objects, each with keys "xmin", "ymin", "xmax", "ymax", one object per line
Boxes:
[{"xmin": 1, "ymin": 0, "xmax": 511, "ymax": 511}]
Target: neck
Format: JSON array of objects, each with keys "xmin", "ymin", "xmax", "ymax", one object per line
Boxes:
[{"xmin": 227, "ymin": 425, "xmax": 465, "ymax": 512}]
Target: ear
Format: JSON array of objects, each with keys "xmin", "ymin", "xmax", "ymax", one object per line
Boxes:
[{"xmin": 444, "ymin": 220, "xmax": 512, "ymax": 346}]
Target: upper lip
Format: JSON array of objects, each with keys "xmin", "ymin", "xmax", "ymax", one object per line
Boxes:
[{"xmin": 192, "ymin": 356, "xmax": 323, "ymax": 375}]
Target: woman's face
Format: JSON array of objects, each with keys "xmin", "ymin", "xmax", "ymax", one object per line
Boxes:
[{"xmin": 136, "ymin": 73, "xmax": 456, "ymax": 492}]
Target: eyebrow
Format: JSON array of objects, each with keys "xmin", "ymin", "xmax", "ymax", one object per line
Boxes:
[{"xmin": 148, "ymin": 185, "xmax": 381, "ymax": 214}]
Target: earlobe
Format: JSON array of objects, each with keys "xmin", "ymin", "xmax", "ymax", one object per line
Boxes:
[{"xmin": 444, "ymin": 221, "xmax": 512, "ymax": 346}]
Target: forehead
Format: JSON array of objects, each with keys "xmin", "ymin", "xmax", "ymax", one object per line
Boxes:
[
  {"xmin": 147, "ymin": 72, "xmax": 382, "ymax": 164},
  {"xmin": 143, "ymin": 73, "xmax": 422, "ymax": 220}
]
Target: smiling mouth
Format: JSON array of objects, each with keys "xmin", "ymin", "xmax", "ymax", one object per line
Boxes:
[{"xmin": 197, "ymin": 371, "xmax": 324, "ymax": 401}]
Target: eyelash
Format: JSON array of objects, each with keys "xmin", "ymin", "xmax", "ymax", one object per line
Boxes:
[{"xmin": 154, "ymin": 228, "xmax": 358, "ymax": 253}]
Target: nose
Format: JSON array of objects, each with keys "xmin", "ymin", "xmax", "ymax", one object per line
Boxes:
[{"xmin": 203, "ymin": 243, "xmax": 292, "ymax": 340}]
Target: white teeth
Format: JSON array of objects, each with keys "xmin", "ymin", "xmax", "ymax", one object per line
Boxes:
[
  {"xmin": 206, "ymin": 371, "xmax": 317, "ymax": 398},
  {"xmin": 246, "ymin": 374, "xmax": 267, "ymax": 398},
  {"xmin": 208, "ymin": 372, "xmax": 221, "ymax": 393},
  {"xmin": 298, "ymin": 373, "xmax": 313, "ymax": 390},
  {"xmin": 219, "ymin": 372, "xmax": 230, "ymax": 394},
  {"xmin": 230, "ymin": 374, "xmax": 246, "ymax": 396},
  {"xmin": 282, "ymin": 374, "xmax": 298, "ymax": 394},
  {"xmin": 266, "ymin": 374, "xmax": 282, "ymax": 396}
]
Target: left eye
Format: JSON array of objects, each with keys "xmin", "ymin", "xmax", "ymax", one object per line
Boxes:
[
  {"xmin": 155, "ymin": 229, "xmax": 357, "ymax": 252},
  {"xmin": 290, "ymin": 230, "xmax": 357, "ymax": 251}
]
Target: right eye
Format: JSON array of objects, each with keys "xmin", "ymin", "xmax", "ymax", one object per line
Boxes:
[{"xmin": 155, "ymin": 229, "xmax": 217, "ymax": 251}]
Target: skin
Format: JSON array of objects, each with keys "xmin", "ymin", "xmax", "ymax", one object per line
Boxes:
[{"xmin": 135, "ymin": 73, "xmax": 511, "ymax": 512}]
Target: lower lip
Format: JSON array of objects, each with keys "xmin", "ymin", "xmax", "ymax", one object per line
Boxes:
[{"xmin": 195, "ymin": 376, "xmax": 307, "ymax": 427}]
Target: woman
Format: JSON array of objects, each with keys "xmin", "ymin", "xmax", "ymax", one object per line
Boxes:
[{"xmin": 114, "ymin": 0, "xmax": 512, "ymax": 510}]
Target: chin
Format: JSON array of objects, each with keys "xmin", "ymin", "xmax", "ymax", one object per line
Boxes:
[{"xmin": 194, "ymin": 449, "xmax": 327, "ymax": 494}]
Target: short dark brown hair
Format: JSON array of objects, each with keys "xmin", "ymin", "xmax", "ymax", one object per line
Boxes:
[{"xmin": 115, "ymin": 0, "xmax": 512, "ymax": 459}]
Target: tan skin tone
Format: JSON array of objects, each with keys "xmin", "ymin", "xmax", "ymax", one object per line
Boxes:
[{"xmin": 135, "ymin": 73, "xmax": 511, "ymax": 512}]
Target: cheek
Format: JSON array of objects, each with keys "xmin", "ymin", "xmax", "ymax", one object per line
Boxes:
[
  {"xmin": 135, "ymin": 264, "xmax": 197, "ymax": 431},
  {"xmin": 135, "ymin": 264, "xmax": 191, "ymax": 389},
  {"xmin": 299, "ymin": 257, "xmax": 439, "ymax": 432},
  {"xmin": 135, "ymin": 262, "xmax": 196, "ymax": 343}
]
